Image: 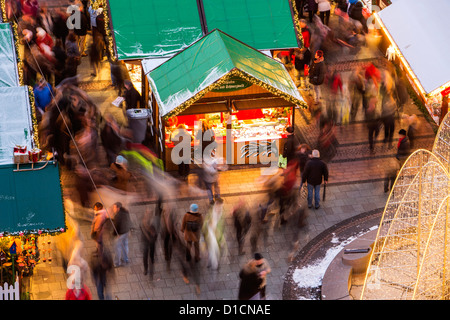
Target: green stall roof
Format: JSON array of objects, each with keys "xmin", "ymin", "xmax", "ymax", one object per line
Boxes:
[
  {"xmin": 202, "ymin": 0, "xmax": 298, "ymax": 50},
  {"xmin": 108, "ymin": 0, "xmax": 299, "ymax": 60},
  {"xmin": 147, "ymin": 29, "xmax": 306, "ymax": 119},
  {"xmin": 0, "ymin": 23, "xmax": 20, "ymax": 87},
  {"xmin": 108, "ymin": 0, "xmax": 204, "ymax": 60},
  {"xmin": 0, "ymin": 162, "xmax": 65, "ymax": 236}
]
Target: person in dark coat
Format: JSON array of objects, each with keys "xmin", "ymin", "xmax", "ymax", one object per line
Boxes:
[
  {"xmin": 232, "ymin": 199, "xmax": 252, "ymax": 255},
  {"xmin": 89, "ymin": 32, "xmax": 105, "ymax": 77},
  {"xmin": 297, "ymin": 143, "xmax": 312, "ymax": 173},
  {"xmin": 294, "ymin": 0, "xmax": 306, "ymax": 18},
  {"xmin": 349, "ymin": 1, "xmax": 367, "ymax": 33},
  {"xmin": 282, "ymin": 126, "xmax": 300, "ymax": 166},
  {"xmin": 100, "ymin": 114, "xmax": 124, "ymax": 166},
  {"xmin": 74, "ymin": 5, "xmax": 89, "ymax": 56},
  {"xmin": 307, "ymin": 0, "xmax": 318, "ymax": 23},
  {"xmin": 300, "ymin": 149, "xmax": 328, "ymax": 209},
  {"xmin": 52, "ymin": 8, "xmax": 69, "ymax": 48},
  {"xmin": 238, "ymin": 258, "xmax": 264, "ymax": 300},
  {"xmin": 52, "ymin": 39, "xmax": 67, "ymax": 85},
  {"xmin": 124, "ymin": 79, "xmax": 141, "ymax": 110},
  {"xmin": 111, "ymin": 202, "xmax": 131, "ymax": 267},
  {"xmin": 308, "ymin": 50, "xmax": 327, "ymax": 105},
  {"xmin": 180, "ymin": 203, "xmax": 203, "ymax": 262},
  {"xmin": 89, "ymin": 247, "xmax": 114, "ymax": 300},
  {"xmin": 396, "ymin": 129, "xmax": 411, "ymax": 166},
  {"xmin": 140, "ymin": 205, "xmax": 160, "ymax": 279}
]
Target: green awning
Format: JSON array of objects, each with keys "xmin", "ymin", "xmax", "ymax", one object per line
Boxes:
[
  {"xmin": 108, "ymin": 0, "xmax": 299, "ymax": 60},
  {"xmin": 202, "ymin": 0, "xmax": 298, "ymax": 50},
  {"xmin": 0, "ymin": 86, "xmax": 35, "ymax": 165},
  {"xmin": 0, "ymin": 162, "xmax": 65, "ymax": 236},
  {"xmin": 0, "ymin": 23, "xmax": 20, "ymax": 87},
  {"xmin": 147, "ymin": 29, "xmax": 306, "ymax": 119},
  {"xmin": 108, "ymin": 0, "xmax": 204, "ymax": 60}
]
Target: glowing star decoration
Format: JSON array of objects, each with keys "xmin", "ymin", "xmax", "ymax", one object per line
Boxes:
[{"xmin": 361, "ymin": 111, "xmax": 450, "ymax": 300}]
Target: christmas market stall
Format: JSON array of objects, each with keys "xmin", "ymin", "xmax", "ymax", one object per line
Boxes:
[
  {"xmin": 144, "ymin": 29, "xmax": 307, "ymax": 171},
  {"xmin": 0, "ymin": 23, "xmax": 66, "ymax": 299},
  {"xmin": 375, "ymin": 0, "xmax": 450, "ymax": 124},
  {"xmin": 106, "ymin": 0, "xmax": 303, "ymax": 127}
]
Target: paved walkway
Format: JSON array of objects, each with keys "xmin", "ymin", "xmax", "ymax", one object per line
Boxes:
[{"xmin": 23, "ymin": 4, "xmax": 438, "ymax": 300}]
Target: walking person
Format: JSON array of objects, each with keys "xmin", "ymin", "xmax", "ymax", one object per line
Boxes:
[
  {"xmin": 74, "ymin": 4, "xmax": 88, "ymax": 57},
  {"xmin": 89, "ymin": 32, "xmax": 104, "ymax": 77},
  {"xmin": 201, "ymin": 156, "xmax": 226, "ymax": 205},
  {"xmin": 253, "ymin": 253, "xmax": 271, "ymax": 300},
  {"xmin": 384, "ymin": 157, "xmax": 400, "ymax": 193},
  {"xmin": 308, "ymin": 50, "xmax": 327, "ymax": 105},
  {"xmin": 181, "ymin": 203, "xmax": 203, "ymax": 262},
  {"xmin": 140, "ymin": 207, "xmax": 160, "ymax": 279},
  {"xmin": 316, "ymin": 0, "xmax": 331, "ymax": 26},
  {"xmin": 232, "ymin": 199, "xmax": 252, "ymax": 255},
  {"xmin": 161, "ymin": 203, "xmax": 177, "ymax": 270},
  {"xmin": 365, "ymin": 95, "xmax": 381, "ymax": 154},
  {"xmin": 396, "ymin": 129, "xmax": 411, "ymax": 167},
  {"xmin": 90, "ymin": 202, "xmax": 108, "ymax": 253},
  {"xmin": 297, "ymin": 143, "xmax": 312, "ymax": 174},
  {"xmin": 349, "ymin": 66, "xmax": 365, "ymax": 122},
  {"xmin": 111, "ymin": 202, "xmax": 131, "ymax": 268},
  {"xmin": 124, "ymin": 79, "xmax": 141, "ymax": 110},
  {"xmin": 238, "ymin": 256, "xmax": 264, "ymax": 300},
  {"xmin": 171, "ymin": 124, "xmax": 192, "ymax": 180},
  {"xmin": 307, "ymin": 0, "xmax": 318, "ymax": 23},
  {"xmin": 203, "ymin": 204, "xmax": 226, "ymax": 270},
  {"xmin": 380, "ymin": 75, "xmax": 397, "ymax": 148},
  {"xmin": 282, "ymin": 126, "xmax": 300, "ymax": 167},
  {"xmin": 90, "ymin": 247, "xmax": 114, "ymax": 300},
  {"xmin": 300, "ymin": 149, "xmax": 329, "ymax": 209}
]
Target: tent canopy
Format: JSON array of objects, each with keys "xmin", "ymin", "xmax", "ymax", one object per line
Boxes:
[
  {"xmin": 377, "ymin": 0, "xmax": 450, "ymax": 94},
  {"xmin": 108, "ymin": 0, "xmax": 299, "ymax": 61},
  {"xmin": 0, "ymin": 86, "xmax": 34, "ymax": 165},
  {"xmin": 108, "ymin": 0, "xmax": 203, "ymax": 60},
  {"xmin": 146, "ymin": 29, "xmax": 306, "ymax": 119},
  {"xmin": 0, "ymin": 23, "xmax": 19, "ymax": 87},
  {"xmin": 0, "ymin": 163, "xmax": 65, "ymax": 236},
  {"xmin": 201, "ymin": 0, "xmax": 298, "ymax": 51}
]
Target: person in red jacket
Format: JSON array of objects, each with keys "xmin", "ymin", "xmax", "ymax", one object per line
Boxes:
[{"xmin": 65, "ymin": 284, "xmax": 92, "ymax": 300}]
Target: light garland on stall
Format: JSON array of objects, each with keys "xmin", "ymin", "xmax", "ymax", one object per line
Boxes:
[
  {"xmin": 102, "ymin": 0, "xmax": 117, "ymax": 62},
  {"xmin": 233, "ymin": 68, "xmax": 308, "ymax": 109},
  {"xmin": 0, "ymin": 0, "xmax": 6, "ymax": 22},
  {"xmin": 288, "ymin": 0, "xmax": 304, "ymax": 49},
  {"xmin": 374, "ymin": 13, "xmax": 428, "ymax": 100},
  {"xmin": 11, "ymin": 21, "xmax": 24, "ymax": 85},
  {"xmin": 161, "ymin": 68, "xmax": 307, "ymax": 120},
  {"xmin": 0, "ymin": 1, "xmax": 24, "ymax": 86},
  {"xmin": 27, "ymin": 86, "xmax": 40, "ymax": 149}
]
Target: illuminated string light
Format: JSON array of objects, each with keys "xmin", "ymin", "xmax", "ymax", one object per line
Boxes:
[
  {"xmin": 374, "ymin": 13, "xmax": 431, "ymax": 100},
  {"xmin": 160, "ymin": 68, "xmax": 307, "ymax": 120},
  {"xmin": 361, "ymin": 111, "xmax": 450, "ymax": 300}
]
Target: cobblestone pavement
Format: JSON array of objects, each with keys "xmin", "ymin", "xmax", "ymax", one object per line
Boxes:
[{"xmin": 24, "ymin": 4, "xmax": 438, "ymax": 301}]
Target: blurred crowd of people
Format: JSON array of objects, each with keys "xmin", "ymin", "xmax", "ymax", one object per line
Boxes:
[{"xmin": 4, "ymin": 0, "xmax": 425, "ymax": 300}]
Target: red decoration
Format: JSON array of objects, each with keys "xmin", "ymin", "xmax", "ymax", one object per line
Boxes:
[{"xmin": 441, "ymin": 86, "xmax": 450, "ymax": 97}]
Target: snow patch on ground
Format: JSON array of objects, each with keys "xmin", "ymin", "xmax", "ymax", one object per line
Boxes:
[{"xmin": 293, "ymin": 225, "xmax": 378, "ymax": 296}]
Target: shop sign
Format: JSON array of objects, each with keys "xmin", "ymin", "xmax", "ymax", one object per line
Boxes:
[
  {"xmin": 9, "ymin": 242, "xmax": 16, "ymax": 255},
  {"xmin": 441, "ymin": 86, "xmax": 450, "ymax": 97},
  {"xmin": 211, "ymin": 76, "xmax": 252, "ymax": 93}
]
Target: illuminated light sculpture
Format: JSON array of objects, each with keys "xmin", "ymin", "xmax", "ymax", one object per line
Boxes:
[{"xmin": 361, "ymin": 111, "xmax": 450, "ymax": 299}]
